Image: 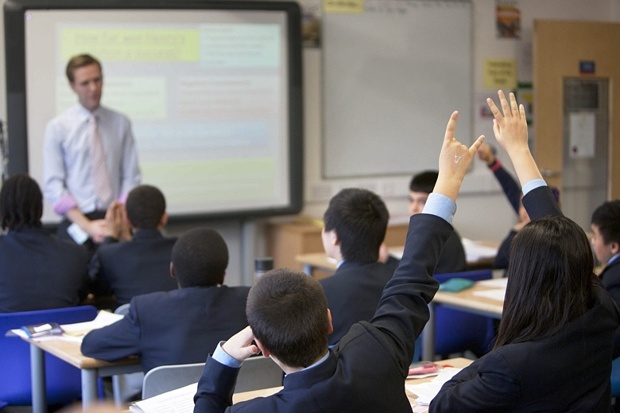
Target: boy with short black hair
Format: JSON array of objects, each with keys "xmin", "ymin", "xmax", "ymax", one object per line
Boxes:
[{"xmin": 591, "ymin": 199, "xmax": 620, "ymax": 357}]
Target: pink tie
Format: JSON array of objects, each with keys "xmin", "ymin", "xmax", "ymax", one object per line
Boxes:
[{"xmin": 90, "ymin": 115, "xmax": 113, "ymax": 205}]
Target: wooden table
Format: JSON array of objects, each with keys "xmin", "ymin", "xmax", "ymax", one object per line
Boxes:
[
  {"xmin": 296, "ymin": 240, "xmax": 499, "ymax": 277},
  {"xmin": 422, "ymin": 281, "xmax": 504, "ymax": 360},
  {"xmin": 22, "ymin": 337, "xmax": 141, "ymax": 413},
  {"xmin": 233, "ymin": 357, "xmax": 472, "ymax": 412}
]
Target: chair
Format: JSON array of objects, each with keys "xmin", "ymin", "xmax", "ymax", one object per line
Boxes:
[
  {"xmin": 111, "ymin": 303, "xmax": 144, "ymax": 406},
  {"xmin": 425, "ymin": 269, "xmax": 496, "ymax": 359},
  {"xmin": 142, "ymin": 356, "xmax": 283, "ymax": 399},
  {"xmin": 0, "ymin": 305, "xmax": 98, "ymax": 406}
]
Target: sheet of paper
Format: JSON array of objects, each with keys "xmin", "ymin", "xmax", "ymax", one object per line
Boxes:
[
  {"xmin": 472, "ymin": 289, "xmax": 506, "ymax": 302},
  {"xmin": 8, "ymin": 310, "xmax": 124, "ymax": 342},
  {"xmin": 462, "ymin": 238, "xmax": 498, "ymax": 261},
  {"xmin": 406, "ymin": 367, "xmax": 462, "ymax": 405},
  {"xmin": 477, "ymin": 278, "xmax": 508, "ymax": 288},
  {"xmin": 130, "ymin": 382, "xmax": 196, "ymax": 413}
]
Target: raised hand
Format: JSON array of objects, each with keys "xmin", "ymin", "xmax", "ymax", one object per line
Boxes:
[
  {"xmin": 486, "ymin": 91, "xmax": 542, "ymax": 186},
  {"xmin": 434, "ymin": 111, "xmax": 485, "ymax": 201}
]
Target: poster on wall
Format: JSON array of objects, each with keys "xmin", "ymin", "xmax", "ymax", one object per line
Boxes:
[{"xmin": 496, "ymin": 0, "xmax": 521, "ymax": 39}]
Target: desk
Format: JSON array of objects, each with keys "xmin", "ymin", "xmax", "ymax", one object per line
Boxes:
[
  {"xmin": 296, "ymin": 239, "xmax": 499, "ymax": 277},
  {"xmin": 232, "ymin": 357, "xmax": 472, "ymax": 412},
  {"xmin": 22, "ymin": 337, "xmax": 141, "ymax": 413},
  {"xmin": 422, "ymin": 281, "xmax": 504, "ymax": 361}
]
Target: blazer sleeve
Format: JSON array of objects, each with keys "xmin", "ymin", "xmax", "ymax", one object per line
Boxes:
[
  {"xmin": 193, "ymin": 355, "xmax": 239, "ymax": 413},
  {"xmin": 80, "ymin": 298, "xmax": 142, "ymax": 361},
  {"xmin": 522, "ymin": 186, "xmax": 562, "ymax": 221},
  {"xmin": 429, "ymin": 351, "xmax": 522, "ymax": 412},
  {"xmin": 370, "ymin": 213, "xmax": 447, "ymax": 370}
]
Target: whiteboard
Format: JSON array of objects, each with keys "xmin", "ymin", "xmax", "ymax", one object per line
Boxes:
[{"xmin": 323, "ymin": 0, "xmax": 472, "ymax": 178}]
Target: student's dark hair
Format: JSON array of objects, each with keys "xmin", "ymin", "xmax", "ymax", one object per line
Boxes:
[
  {"xmin": 322, "ymin": 188, "xmax": 388, "ymax": 264},
  {"xmin": 171, "ymin": 227, "xmax": 229, "ymax": 287},
  {"xmin": 0, "ymin": 174, "xmax": 43, "ymax": 231},
  {"xmin": 66, "ymin": 54, "xmax": 101, "ymax": 83},
  {"xmin": 126, "ymin": 185, "xmax": 166, "ymax": 230},
  {"xmin": 409, "ymin": 170, "xmax": 438, "ymax": 194},
  {"xmin": 247, "ymin": 269, "xmax": 329, "ymax": 368},
  {"xmin": 591, "ymin": 200, "xmax": 620, "ymax": 246},
  {"xmin": 495, "ymin": 215, "xmax": 594, "ymax": 348}
]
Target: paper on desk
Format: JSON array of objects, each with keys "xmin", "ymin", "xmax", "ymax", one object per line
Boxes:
[
  {"xmin": 8, "ymin": 310, "xmax": 124, "ymax": 341},
  {"xmin": 472, "ymin": 289, "xmax": 506, "ymax": 302},
  {"xmin": 477, "ymin": 278, "xmax": 508, "ymax": 288},
  {"xmin": 130, "ymin": 382, "xmax": 196, "ymax": 413},
  {"xmin": 461, "ymin": 238, "xmax": 498, "ymax": 262},
  {"xmin": 406, "ymin": 367, "xmax": 462, "ymax": 406}
]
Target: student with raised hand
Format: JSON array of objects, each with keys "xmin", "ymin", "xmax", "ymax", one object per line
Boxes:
[
  {"xmin": 192, "ymin": 111, "xmax": 484, "ymax": 413},
  {"xmin": 430, "ymin": 91, "xmax": 620, "ymax": 412},
  {"xmin": 88, "ymin": 184, "xmax": 178, "ymax": 309},
  {"xmin": 81, "ymin": 227, "xmax": 250, "ymax": 373}
]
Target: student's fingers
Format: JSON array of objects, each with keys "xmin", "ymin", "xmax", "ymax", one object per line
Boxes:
[
  {"xmin": 509, "ymin": 92, "xmax": 519, "ymax": 116},
  {"xmin": 499, "ymin": 90, "xmax": 511, "ymax": 118},
  {"xmin": 443, "ymin": 111, "xmax": 459, "ymax": 143},
  {"xmin": 469, "ymin": 135, "xmax": 485, "ymax": 155}
]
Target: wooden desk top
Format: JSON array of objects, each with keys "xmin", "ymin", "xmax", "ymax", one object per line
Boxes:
[
  {"xmin": 433, "ymin": 282, "xmax": 504, "ymax": 318},
  {"xmin": 23, "ymin": 336, "xmax": 139, "ymax": 370}
]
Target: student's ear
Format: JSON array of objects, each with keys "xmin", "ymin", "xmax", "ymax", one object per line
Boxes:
[
  {"xmin": 326, "ymin": 308, "xmax": 334, "ymax": 335},
  {"xmin": 169, "ymin": 262, "xmax": 176, "ymax": 279},
  {"xmin": 160, "ymin": 212, "xmax": 169, "ymax": 228},
  {"xmin": 611, "ymin": 241, "xmax": 620, "ymax": 255},
  {"xmin": 254, "ymin": 338, "xmax": 270, "ymax": 358}
]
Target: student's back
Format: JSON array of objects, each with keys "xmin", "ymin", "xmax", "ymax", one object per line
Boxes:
[
  {"xmin": 89, "ymin": 185, "xmax": 178, "ymax": 308},
  {"xmin": 82, "ymin": 227, "xmax": 250, "ymax": 373},
  {"xmin": 0, "ymin": 174, "xmax": 89, "ymax": 313}
]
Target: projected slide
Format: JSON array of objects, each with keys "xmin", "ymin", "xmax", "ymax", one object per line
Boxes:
[{"xmin": 11, "ymin": 4, "xmax": 302, "ymax": 223}]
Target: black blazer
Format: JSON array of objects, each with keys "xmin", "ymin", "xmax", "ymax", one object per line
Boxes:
[
  {"xmin": 81, "ymin": 285, "xmax": 250, "ymax": 373},
  {"xmin": 599, "ymin": 259, "xmax": 620, "ymax": 358},
  {"xmin": 430, "ymin": 186, "xmax": 620, "ymax": 413},
  {"xmin": 89, "ymin": 229, "xmax": 178, "ymax": 307},
  {"xmin": 0, "ymin": 228, "xmax": 90, "ymax": 313},
  {"xmin": 320, "ymin": 259, "xmax": 398, "ymax": 345},
  {"xmin": 193, "ymin": 212, "xmax": 447, "ymax": 413},
  {"xmin": 436, "ymin": 230, "xmax": 467, "ymax": 274}
]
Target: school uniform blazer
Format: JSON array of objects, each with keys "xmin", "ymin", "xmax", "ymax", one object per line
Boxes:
[
  {"xmin": 436, "ymin": 230, "xmax": 467, "ymax": 274},
  {"xmin": 193, "ymin": 212, "xmax": 447, "ymax": 413},
  {"xmin": 320, "ymin": 259, "xmax": 399, "ymax": 345},
  {"xmin": 0, "ymin": 227, "xmax": 90, "ymax": 313},
  {"xmin": 599, "ymin": 259, "xmax": 620, "ymax": 358},
  {"xmin": 430, "ymin": 186, "xmax": 620, "ymax": 413},
  {"xmin": 89, "ymin": 229, "xmax": 178, "ymax": 307},
  {"xmin": 81, "ymin": 285, "xmax": 251, "ymax": 373}
]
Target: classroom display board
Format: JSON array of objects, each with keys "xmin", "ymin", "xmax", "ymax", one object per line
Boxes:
[
  {"xmin": 4, "ymin": 0, "xmax": 303, "ymax": 223},
  {"xmin": 323, "ymin": 0, "xmax": 472, "ymax": 178}
]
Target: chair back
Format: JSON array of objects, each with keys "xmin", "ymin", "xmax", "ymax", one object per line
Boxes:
[
  {"xmin": 432, "ymin": 269, "xmax": 495, "ymax": 357},
  {"xmin": 0, "ymin": 305, "xmax": 98, "ymax": 406},
  {"xmin": 142, "ymin": 356, "xmax": 283, "ymax": 399}
]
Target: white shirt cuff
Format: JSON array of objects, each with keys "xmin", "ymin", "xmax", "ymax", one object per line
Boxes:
[
  {"xmin": 423, "ymin": 193, "xmax": 456, "ymax": 224},
  {"xmin": 212, "ymin": 341, "xmax": 243, "ymax": 368},
  {"xmin": 522, "ymin": 178, "xmax": 546, "ymax": 195}
]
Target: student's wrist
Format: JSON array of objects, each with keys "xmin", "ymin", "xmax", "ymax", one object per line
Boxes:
[{"xmin": 487, "ymin": 158, "xmax": 501, "ymax": 171}]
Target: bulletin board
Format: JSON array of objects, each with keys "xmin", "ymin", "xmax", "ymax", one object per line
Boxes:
[{"xmin": 322, "ymin": 0, "xmax": 472, "ymax": 178}]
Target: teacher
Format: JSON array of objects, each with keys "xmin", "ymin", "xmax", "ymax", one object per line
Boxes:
[{"xmin": 43, "ymin": 54, "xmax": 140, "ymax": 248}]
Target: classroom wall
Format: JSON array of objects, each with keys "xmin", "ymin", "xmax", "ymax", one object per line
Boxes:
[{"xmin": 1, "ymin": 0, "xmax": 619, "ymax": 286}]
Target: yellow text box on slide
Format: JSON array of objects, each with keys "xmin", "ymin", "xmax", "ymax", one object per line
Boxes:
[{"xmin": 61, "ymin": 28, "xmax": 200, "ymax": 62}]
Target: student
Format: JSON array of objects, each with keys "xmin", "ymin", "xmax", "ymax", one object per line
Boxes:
[
  {"xmin": 591, "ymin": 199, "xmax": 620, "ymax": 357},
  {"xmin": 192, "ymin": 110, "xmax": 484, "ymax": 412},
  {"xmin": 318, "ymin": 188, "xmax": 399, "ymax": 345},
  {"xmin": 408, "ymin": 170, "xmax": 466, "ymax": 273},
  {"xmin": 430, "ymin": 91, "xmax": 620, "ymax": 412},
  {"xmin": 0, "ymin": 174, "xmax": 90, "ymax": 312},
  {"xmin": 477, "ymin": 143, "xmax": 560, "ymax": 270},
  {"xmin": 89, "ymin": 184, "xmax": 178, "ymax": 308},
  {"xmin": 81, "ymin": 227, "xmax": 250, "ymax": 373},
  {"xmin": 43, "ymin": 54, "xmax": 140, "ymax": 247}
]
